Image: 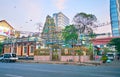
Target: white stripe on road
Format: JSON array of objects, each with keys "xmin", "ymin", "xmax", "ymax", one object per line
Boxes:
[
  {"xmin": 5, "ymin": 74, "xmax": 23, "ymax": 77},
  {"xmin": 90, "ymin": 73, "xmax": 116, "ymax": 77}
]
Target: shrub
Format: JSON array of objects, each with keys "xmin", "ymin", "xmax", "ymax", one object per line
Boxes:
[{"xmin": 101, "ymin": 55, "xmax": 108, "ymax": 63}]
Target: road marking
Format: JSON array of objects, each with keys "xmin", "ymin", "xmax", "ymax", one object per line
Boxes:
[
  {"xmin": 90, "ymin": 73, "xmax": 116, "ymax": 77},
  {"xmin": 5, "ymin": 74, "xmax": 23, "ymax": 77}
]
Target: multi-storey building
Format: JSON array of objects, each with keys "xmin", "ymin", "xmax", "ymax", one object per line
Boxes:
[
  {"xmin": 53, "ymin": 12, "xmax": 69, "ymax": 29},
  {"xmin": 53, "ymin": 12, "xmax": 69, "ymax": 44},
  {"xmin": 110, "ymin": 0, "xmax": 120, "ymax": 36}
]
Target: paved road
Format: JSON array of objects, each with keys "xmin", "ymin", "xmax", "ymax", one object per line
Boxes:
[
  {"xmin": 102, "ymin": 60, "xmax": 120, "ymax": 66},
  {"xmin": 0, "ymin": 62, "xmax": 120, "ymax": 77}
]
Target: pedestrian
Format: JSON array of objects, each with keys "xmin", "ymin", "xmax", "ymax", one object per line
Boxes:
[{"xmin": 26, "ymin": 55, "xmax": 28, "ymax": 60}]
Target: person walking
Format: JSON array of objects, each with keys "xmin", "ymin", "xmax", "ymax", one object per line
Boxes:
[{"xmin": 26, "ymin": 55, "xmax": 28, "ymax": 60}]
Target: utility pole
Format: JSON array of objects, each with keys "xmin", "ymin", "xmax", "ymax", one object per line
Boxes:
[{"xmin": 10, "ymin": 30, "xmax": 15, "ymax": 53}]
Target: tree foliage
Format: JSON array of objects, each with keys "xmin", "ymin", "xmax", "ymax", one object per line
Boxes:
[
  {"xmin": 73, "ymin": 12, "xmax": 97, "ymax": 34},
  {"xmin": 102, "ymin": 47, "xmax": 112, "ymax": 54},
  {"xmin": 62, "ymin": 25, "xmax": 78, "ymax": 45},
  {"xmin": 108, "ymin": 38, "xmax": 120, "ymax": 53},
  {"xmin": 88, "ymin": 32, "xmax": 96, "ymax": 39},
  {"xmin": 0, "ymin": 42, "xmax": 3, "ymax": 55}
]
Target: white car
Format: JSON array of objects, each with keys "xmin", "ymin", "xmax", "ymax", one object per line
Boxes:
[
  {"xmin": 106, "ymin": 53, "xmax": 114, "ymax": 61},
  {"xmin": 2, "ymin": 53, "xmax": 18, "ymax": 62}
]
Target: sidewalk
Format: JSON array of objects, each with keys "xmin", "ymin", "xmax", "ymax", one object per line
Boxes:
[{"xmin": 17, "ymin": 60, "xmax": 102, "ymax": 66}]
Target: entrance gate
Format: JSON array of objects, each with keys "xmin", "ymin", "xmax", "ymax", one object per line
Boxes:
[{"xmin": 50, "ymin": 44, "xmax": 61, "ymax": 61}]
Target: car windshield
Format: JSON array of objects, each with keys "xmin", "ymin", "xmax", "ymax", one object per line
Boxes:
[
  {"xmin": 4, "ymin": 54, "xmax": 11, "ymax": 58},
  {"xmin": 107, "ymin": 54, "xmax": 114, "ymax": 57}
]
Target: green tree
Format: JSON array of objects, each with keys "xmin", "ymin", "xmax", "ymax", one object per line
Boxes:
[
  {"xmin": 62, "ymin": 25, "xmax": 78, "ymax": 45},
  {"xmin": 108, "ymin": 38, "xmax": 120, "ymax": 53},
  {"xmin": 88, "ymin": 32, "xmax": 96, "ymax": 39},
  {"xmin": 73, "ymin": 12, "xmax": 97, "ymax": 34},
  {"xmin": 0, "ymin": 42, "xmax": 3, "ymax": 55},
  {"xmin": 102, "ymin": 47, "xmax": 112, "ymax": 55}
]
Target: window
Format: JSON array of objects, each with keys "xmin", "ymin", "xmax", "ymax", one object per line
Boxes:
[
  {"xmin": 31, "ymin": 46, "xmax": 34, "ymax": 53},
  {"xmin": 111, "ymin": 13, "xmax": 118, "ymax": 17},
  {"xmin": 112, "ymin": 21, "xmax": 118, "ymax": 25},
  {"xmin": 113, "ymin": 29, "xmax": 119, "ymax": 33},
  {"xmin": 113, "ymin": 33, "xmax": 120, "ymax": 36},
  {"xmin": 24, "ymin": 47, "xmax": 27, "ymax": 53},
  {"xmin": 111, "ymin": 9, "xmax": 117, "ymax": 13}
]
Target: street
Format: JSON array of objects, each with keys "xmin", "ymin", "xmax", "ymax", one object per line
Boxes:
[{"xmin": 0, "ymin": 61, "xmax": 120, "ymax": 77}]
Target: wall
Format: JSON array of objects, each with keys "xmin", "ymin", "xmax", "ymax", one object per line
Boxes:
[
  {"xmin": 3, "ymin": 45, "xmax": 11, "ymax": 53},
  {"xmin": 34, "ymin": 56, "xmax": 50, "ymax": 61},
  {"xmin": 61, "ymin": 56, "xmax": 90, "ymax": 62},
  {"xmin": 34, "ymin": 55, "xmax": 90, "ymax": 62}
]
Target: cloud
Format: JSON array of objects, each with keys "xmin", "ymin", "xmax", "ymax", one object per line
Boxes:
[{"xmin": 52, "ymin": 0, "xmax": 67, "ymax": 10}]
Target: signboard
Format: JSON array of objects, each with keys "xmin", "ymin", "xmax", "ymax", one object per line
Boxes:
[{"xmin": 0, "ymin": 26, "xmax": 10, "ymax": 36}]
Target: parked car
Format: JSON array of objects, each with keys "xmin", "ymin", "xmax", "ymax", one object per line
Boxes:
[
  {"xmin": 106, "ymin": 53, "xmax": 114, "ymax": 61},
  {"xmin": 2, "ymin": 53, "xmax": 18, "ymax": 62}
]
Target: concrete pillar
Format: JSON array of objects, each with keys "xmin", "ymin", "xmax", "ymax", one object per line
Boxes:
[
  {"xmin": 57, "ymin": 49, "xmax": 61, "ymax": 61},
  {"xmin": 50, "ymin": 48, "xmax": 52, "ymax": 61}
]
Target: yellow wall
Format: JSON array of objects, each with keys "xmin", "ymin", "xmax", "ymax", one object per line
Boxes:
[
  {"xmin": 0, "ymin": 20, "xmax": 14, "ymax": 40},
  {"xmin": 17, "ymin": 46, "xmax": 22, "ymax": 56},
  {"xmin": 4, "ymin": 45, "xmax": 11, "ymax": 53},
  {"xmin": 0, "ymin": 20, "xmax": 13, "ymax": 30},
  {"xmin": 0, "ymin": 20, "xmax": 20, "ymax": 41}
]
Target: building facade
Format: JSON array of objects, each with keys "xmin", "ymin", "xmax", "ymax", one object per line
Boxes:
[
  {"xmin": 3, "ymin": 37, "xmax": 39, "ymax": 56},
  {"xmin": 0, "ymin": 20, "xmax": 14, "ymax": 41},
  {"xmin": 0, "ymin": 20, "xmax": 20, "ymax": 41},
  {"xmin": 110, "ymin": 0, "xmax": 120, "ymax": 36},
  {"xmin": 0, "ymin": 20, "xmax": 36, "ymax": 56},
  {"xmin": 91, "ymin": 37, "xmax": 120, "ymax": 49},
  {"xmin": 53, "ymin": 12, "xmax": 69, "ymax": 29}
]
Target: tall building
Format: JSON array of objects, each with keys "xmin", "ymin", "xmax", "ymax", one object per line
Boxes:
[
  {"xmin": 110, "ymin": 0, "xmax": 120, "ymax": 36},
  {"xmin": 53, "ymin": 12, "xmax": 69, "ymax": 29}
]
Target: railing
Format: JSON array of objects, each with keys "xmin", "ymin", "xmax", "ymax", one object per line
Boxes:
[{"xmin": 3, "ymin": 37, "xmax": 38, "ymax": 44}]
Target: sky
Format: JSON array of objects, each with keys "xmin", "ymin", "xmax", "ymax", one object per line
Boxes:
[{"xmin": 0, "ymin": 0, "xmax": 110, "ymax": 32}]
